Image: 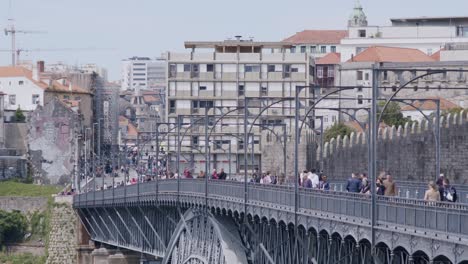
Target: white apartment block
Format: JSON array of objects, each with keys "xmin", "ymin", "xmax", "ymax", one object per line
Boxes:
[
  {"xmin": 121, "ymin": 57, "xmax": 166, "ymax": 91},
  {"xmin": 166, "ymin": 39, "xmax": 315, "ymax": 175},
  {"xmin": 341, "ymin": 2, "xmax": 468, "ymax": 62}
]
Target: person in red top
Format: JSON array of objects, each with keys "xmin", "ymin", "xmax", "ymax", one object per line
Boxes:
[{"xmin": 211, "ymin": 169, "xmax": 218, "ymax": 179}]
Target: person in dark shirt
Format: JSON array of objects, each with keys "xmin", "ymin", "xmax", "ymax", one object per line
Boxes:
[
  {"xmin": 346, "ymin": 173, "xmax": 362, "ymax": 193},
  {"xmin": 218, "ymin": 168, "xmax": 227, "ymax": 180},
  {"xmin": 440, "ymin": 178, "xmax": 457, "ymax": 202}
]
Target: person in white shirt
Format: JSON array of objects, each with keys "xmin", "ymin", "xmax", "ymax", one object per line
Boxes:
[
  {"xmin": 263, "ymin": 172, "xmax": 272, "ymax": 184},
  {"xmin": 308, "ymin": 169, "xmax": 320, "ymax": 188}
]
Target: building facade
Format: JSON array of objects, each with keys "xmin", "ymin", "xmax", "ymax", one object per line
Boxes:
[
  {"xmin": 121, "ymin": 56, "xmax": 166, "ymax": 92},
  {"xmin": 166, "ymin": 39, "xmax": 315, "ymax": 175},
  {"xmin": 341, "ymin": 2, "xmax": 468, "ymax": 61}
]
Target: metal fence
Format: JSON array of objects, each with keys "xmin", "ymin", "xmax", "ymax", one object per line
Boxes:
[{"xmin": 74, "ymin": 179, "xmax": 468, "ymax": 238}]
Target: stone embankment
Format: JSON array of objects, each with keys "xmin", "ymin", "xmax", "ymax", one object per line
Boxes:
[{"xmin": 46, "ymin": 195, "xmax": 77, "ymax": 264}]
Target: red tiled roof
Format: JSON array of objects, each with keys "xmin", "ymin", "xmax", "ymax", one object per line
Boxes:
[
  {"xmin": 401, "ymin": 97, "xmax": 459, "ymax": 111},
  {"xmin": 0, "ymin": 66, "xmax": 47, "ymax": 89},
  {"xmin": 143, "ymin": 95, "xmax": 160, "ymax": 103},
  {"xmin": 348, "ymin": 46, "xmax": 435, "ymax": 63},
  {"xmin": 283, "ymin": 30, "xmax": 348, "ymax": 45},
  {"xmin": 431, "ymin": 49, "xmax": 443, "ymax": 61},
  {"xmin": 0, "ymin": 66, "xmax": 90, "ymax": 94},
  {"xmin": 316, "ymin": 53, "xmax": 341, "ymax": 65}
]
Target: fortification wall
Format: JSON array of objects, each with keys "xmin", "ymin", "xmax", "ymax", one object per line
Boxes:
[{"xmin": 318, "ymin": 111, "xmax": 468, "ymax": 184}]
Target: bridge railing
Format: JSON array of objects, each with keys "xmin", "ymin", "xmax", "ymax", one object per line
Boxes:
[
  {"xmin": 377, "ymin": 196, "xmax": 468, "ymax": 236},
  {"xmin": 74, "ymin": 179, "xmax": 468, "ymax": 238}
]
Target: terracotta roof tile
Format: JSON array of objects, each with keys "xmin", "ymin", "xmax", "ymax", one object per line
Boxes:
[
  {"xmin": 430, "ymin": 49, "xmax": 443, "ymax": 61},
  {"xmin": 348, "ymin": 46, "xmax": 435, "ymax": 63},
  {"xmin": 0, "ymin": 66, "xmax": 91, "ymax": 94},
  {"xmin": 283, "ymin": 30, "xmax": 348, "ymax": 45},
  {"xmin": 401, "ymin": 97, "xmax": 459, "ymax": 111},
  {"xmin": 0, "ymin": 66, "xmax": 47, "ymax": 89},
  {"xmin": 316, "ymin": 53, "xmax": 341, "ymax": 65}
]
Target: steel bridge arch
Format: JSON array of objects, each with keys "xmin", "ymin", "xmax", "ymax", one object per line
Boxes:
[{"xmin": 162, "ymin": 208, "xmax": 248, "ymax": 264}]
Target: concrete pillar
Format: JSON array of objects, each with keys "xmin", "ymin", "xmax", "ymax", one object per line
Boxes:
[
  {"xmin": 108, "ymin": 250, "xmax": 141, "ymax": 264},
  {"xmin": 77, "ymin": 246, "xmax": 95, "ymax": 264},
  {"xmin": 91, "ymin": 248, "xmax": 111, "ymax": 264}
]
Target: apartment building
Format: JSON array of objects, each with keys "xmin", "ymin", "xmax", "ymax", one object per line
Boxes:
[
  {"xmin": 166, "ymin": 38, "xmax": 315, "ymax": 175},
  {"xmin": 283, "ymin": 30, "xmax": 348, "ymax": 57},
  {"xmin": 341, "ymin": 2, "xmax": 468, "ymax": 61},
  {"xmin": 121, "ymin": 56, "xmax": 166, "ymax": 92}
]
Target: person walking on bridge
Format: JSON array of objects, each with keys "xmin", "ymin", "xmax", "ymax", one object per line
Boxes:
[
  {"xmin": 424, "ymin": 181, "xmax": 440, "ymax": 202},
  {"xmin": 346, "ymin": 173, "xmax": 361, "ymax": 193},
  {"xmin": 383, "ymin": 174, "xmax": 397, "ymax": 196},
  {"xmin": 440, "ymin": 178, "xmax": 457, "ymax": 203}
]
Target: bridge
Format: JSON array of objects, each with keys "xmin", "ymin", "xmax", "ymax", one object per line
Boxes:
[{"xmin": 74, "ymin": 179, "xmax": 468, "ymax": 264}]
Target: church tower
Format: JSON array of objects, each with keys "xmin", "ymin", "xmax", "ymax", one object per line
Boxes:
[{"xmin": 348, "ymin": 0, "xmax": 368, "ymax": 27}]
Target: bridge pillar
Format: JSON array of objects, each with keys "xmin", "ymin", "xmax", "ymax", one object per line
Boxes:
[
  {"xmin": 107, "ymin": 251, "xmax": 140, "ymax": 264},
  {"xmin": 91, "ymin": 248, "xmax": 111, "ymax": 264}
]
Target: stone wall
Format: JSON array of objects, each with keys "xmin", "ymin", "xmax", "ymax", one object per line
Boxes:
[
  {"xmin": 28, "ymin": 98, "xmax": 81, "ymax": 185},
  {"xmin": 319, "ymin": 111, "xmax": 468, "ymax": 184},
  {"xmin": 0, "ymin": 197, "xmax": 48, "ymax": 214},
  {"xmin": 261, "ymin": 129, "xmax": 317, "ymax": 181},
  {"xmin": 46, "ymin": 196, "xmax": 78, "ymax": 264}
]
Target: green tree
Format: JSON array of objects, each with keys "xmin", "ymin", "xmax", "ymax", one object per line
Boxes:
[
  {"xmin": 14, "ymin": 107, "xmax": 26, "ymax": 122},
  {"xmin": 377, "ymin": 101, "xmax": 411, "ymax": 127},
  {"xmin": 0, "ymin": 210, "xmax": 28, "ymax": 244},
  {"xmin": 324, "ymin": 123, "xmax": 354, "ymax": 142}
]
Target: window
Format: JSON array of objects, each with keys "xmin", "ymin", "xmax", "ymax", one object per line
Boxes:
[
  {"xmin": 283, "ymin": 64, "xmax": 291, "ymax": 78},
  {"xmin": 332, "ymin": 116, "xmax": 337, "ymax": 122},
  {"xmin": 327, "ymin": 67, "xmax": 334, "ymax": 77},
  {"xmin": 291, "ymin": 67, "xmax": 299, "ymax": 73},
  {"xmin": 238, "ymin": 85, "xmax": 245, "ymax": 96},
  {"xmin": 191, "ymin": 64, "xmax": 200, "ymax": 77},
  {"xmin": 317, "ymin": 66, "xmax": 324, "ymax": 78},
  {"xmin": 300, "ymin": 46, "xmax": 306, "ymax": 53},
  {"xmin": 383, "ymin": 71, "xmax": 388, "ymax": 81},
  {"xmin": 63, "ymin": 95, "xmax": 70, "ymax": 100},
  {"xmin": 169, "ymin": 64, "xmax": 176, "ymax": 77},
  {"xmin": 207, "ymin": 64, "xmax": 214, "ymax": 72},
  {"xmin": 199, "ymin": 86, "xmax": 207, "ymax": 91},
  {"xmin": 357, "ymin": 71, "xmax": 363, "ymax": 81},
  {"xmin": 74, "ymin": 96, "xmax": 81, "ymax": 100},
  {"xmin": 331, "ymin": 46, "xmax": 336, "ymax": 53},
  {"xmin": 214, "ymin": 140, "xmax": 223, "ymax": 149},
  {"xmin": 245, "ymin": 64, "xmax": 260, "ymax": 72},
  {"xmin": 169, "ymin": 100, "xmax": 176, "ymax": 113},
  {"xmin": 267, "ymin": 65, "xmax": 275, "ymax": 72},
  {"xmin": 320, "ymin": 46, "xmax": 326, "ymax": 53},
  {"xmin": 413, "ymin": 86, "xmax": 418, "ymax": 91},
  {"xmin": 9, "ymin": 95, "xmax": 16, "ymax": 105},
  {"xmin": 392, "ymin": 86, "xmax": 397, "ymax": 92},
  {"xmin": 192, "ymin": 136, "xmax": 199, "ymax": 146},
  {"xmin": 32, "ymin": 94, "xmax": 40, "ymax": 104},
  {"xmin": 358, "ymin": 30, "xmax": 366, "ymax": 38},
  {"xmin": 290, "ymin": 47, "xmax": 296, "ymax": 53},
  {"xmin": 365, "ymin": 73, "xmax": 369, "ymax": 81},
  {"xmin": 357, "ymin": 86, "xmax": 363, "ymax": 92},
  {"xmin": 133, "ymin": 73, "xmax": 146, "ymax": 76},
  {"xmin": 183, "ymin": 64, "xmax": 191, "ymax": 72},
  {"xmin": 19, "ymin": 80, "xmax": 24, "ymax": 85},
  {"xmin": 238, "ymin": 140, "xmax": 244, "ymax": 150},
  {"xmin": 357, "ymin": 95, "xmax": 363, "ymax": 105},
  {"xmin": 261, "ymin": 86, "xmax": 268, "ymax": 96},
  {"xmin": 311, "ymin": 46, "xmax": 317, "ymax": 53}
]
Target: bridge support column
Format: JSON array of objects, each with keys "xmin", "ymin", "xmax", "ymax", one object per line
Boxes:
[
  {"xmin": 107, "ymin": 250, "xmax": 140, "ymax": 264},
  {"xmin": 91, "ymin": 248, "xmax": 111, "ymax": 264}
]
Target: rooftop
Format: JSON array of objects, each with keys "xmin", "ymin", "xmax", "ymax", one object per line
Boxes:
[
  {"xmin": 348, "ymin": 46, "xmax": 435, "ymax": 63},
  {"xmin": 0, "ymin": 66, "xmax": 90, "ymax": 94},
  {"xmin": 401, "ymin": 97, "xmax": 460, "ymax": 111},
  {"xmin": 390, "ymin": 16, "xmax": 468, "ymax": 23},
  {"xmin": 283, "ymin": 30, "xmax": 348, "ymax": 45},
  {"xmin": 316, "ymin": 53, "xmax": 341, "ymax": 65},
  {"xmin": 184, "ymin": 40, "xmax": 292, "ymax": 50}
]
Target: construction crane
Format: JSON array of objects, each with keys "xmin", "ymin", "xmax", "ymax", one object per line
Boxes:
[{"xmin": 4, "ymin": 19, "xmax": 46, "ymax": 66}]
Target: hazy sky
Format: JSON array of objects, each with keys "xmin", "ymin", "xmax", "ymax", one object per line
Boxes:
[{"xmin": 0, "ymin": 0, "xmax": 467, "ymax": 81}]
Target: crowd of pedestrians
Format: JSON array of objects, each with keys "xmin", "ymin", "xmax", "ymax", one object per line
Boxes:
[{"xmin": 344, "ymin": 171, "xmax": 398, "ymax": 196}]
